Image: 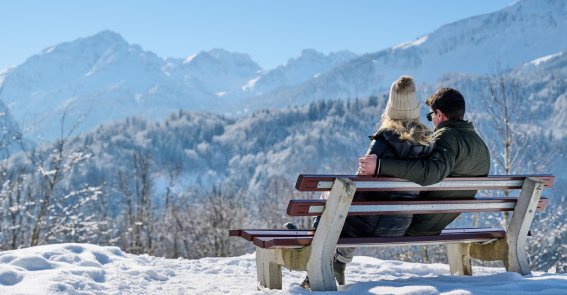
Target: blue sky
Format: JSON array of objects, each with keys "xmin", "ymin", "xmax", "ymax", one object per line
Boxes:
[{"xmin": 0, "ymin": 0, "xmax": 514, "ymax": 70}]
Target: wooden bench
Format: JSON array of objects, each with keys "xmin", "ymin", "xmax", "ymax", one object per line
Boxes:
[{"xmin": 230, "ymin": 174, "xmax": 554, "ymax": 291}]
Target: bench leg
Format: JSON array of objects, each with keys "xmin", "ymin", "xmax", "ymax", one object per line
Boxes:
[
  {"xmin": 503, "ymin": 178, "xmax": 543, "ymax": 276},
  {"xmin": 255, "ymin": 247, "xmax": 311, "ymax": 290},
  {"xmin": 256, "ymin": 248, "xmax": 282, "ymax": 290},
  {"xmin": 505, "ymin": 240, "xmax": 531, "ymax": 275},
  {"xmin": 307, "ymin": 257, "xmax": 336, "ymax": 291},
  {"xmin": 447, "ymin": 243, "xmax": 472, "ymax": 275},
  {"xmin": 306, "ymin": 178, "xmax": 356, "ymax": 291},
  {"xmin": 468, "ymin": 178, "xmax": 543, "ymax": 276},
  {"xmin": 450, "ymin": 239, "xmax": 526, "ymax": 276},
  {"xmin": 469, "ymin": 237, "xmax": 530, "ymax": 275}
]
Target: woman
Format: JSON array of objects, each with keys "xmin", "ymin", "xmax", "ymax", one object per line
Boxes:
[
  {"xmin": 345, "ymin": 75, "xmax": 434, "ymax": 238},
  {"xmin": 333, "ymin": 76, "xmax": 435, "ymax": 278},
  {"xmin": 297, "ymin": 76, "xmax": 434, "ymax": 288}
]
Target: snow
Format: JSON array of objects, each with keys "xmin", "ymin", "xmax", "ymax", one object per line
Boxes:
[
  {"xmin": 242, "ymin": 76, "xmax": 262, "ymax": 91},
  {"xmin": 392, "ymin": 35, "xmax": 429, "ymax": 50},
  {"xmin": 0, "ymin": 243, "xmax": 566, "ymax": 294},
  {"xmin": 43, "ymin": 46, "xmax": 57, "ymax": 54},
  {"xmin": 530, "ymin": 52, "xmax": 563, "ymax": 66},
  {"xmin": 183, "ymin": 53, "xmax": 198, "ymax": 64}
]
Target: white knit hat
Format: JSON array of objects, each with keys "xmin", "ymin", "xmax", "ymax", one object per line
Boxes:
[{"xmin": 384, "ymin": 76, "xmax": 419, "ymax": 120}]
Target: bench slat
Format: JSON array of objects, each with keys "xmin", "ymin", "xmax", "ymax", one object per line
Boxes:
[
  {"xmin": 229, "ymin": 229, "xmax": 315, "ymax": 241},
  {"xmin": 247, "ymin": 228, "xmax": 507, "ymax": 249},
  {"xmin": 287, "ymin": 197, "xmax": 548, "ymax": 216},
  {"xmin": 295, "ymin": 175, "xmax": 555, "ymax": 192}
]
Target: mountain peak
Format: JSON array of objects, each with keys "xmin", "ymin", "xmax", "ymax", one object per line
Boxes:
[
  {"xmin": 299, "ymin": 49, "xmax": 324, "ymax": 58},
  {"xmin": 208, "ymin": 48, "xmax": 241, "ymax": 58},
  {"xmin": 243, "ymin": 49, "xmax": 357, "ymax": 94},
  {"xmin": 90, "ymin": 30, "xmax": 125, "ymax": 42},
  {"xmin": 38, "ymin": 30, "xmax": 129, "ymax": 59},
  {"xmin": 77, "ymin": 30, "xmax": 129, "ymax": 50},
  {"xmin": 284, "ymin": 49, "xmax": 356, "ymax": 68},
  {"xmin": 184, "ymin": 49, "xmax": 258, "ymax": 68}
]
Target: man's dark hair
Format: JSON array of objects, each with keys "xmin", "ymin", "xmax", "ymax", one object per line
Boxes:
[{"xmin": 425, "ymin": 87, "xmax": 465, "ymax": 120}]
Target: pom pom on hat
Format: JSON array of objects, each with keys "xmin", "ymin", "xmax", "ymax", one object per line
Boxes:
[{"xmin": 384, "ymin": 76, "xmax": 419, "ymax": 120}]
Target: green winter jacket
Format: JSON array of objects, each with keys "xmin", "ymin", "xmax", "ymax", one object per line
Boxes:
[{"xmin": 378, "ymin": 120, "xmax": 490, "ymax": 235}]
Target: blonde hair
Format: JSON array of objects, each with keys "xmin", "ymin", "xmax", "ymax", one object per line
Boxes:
[{"xmin": 376, "ymin": 113, "xmax": 433, "ymax": 146}]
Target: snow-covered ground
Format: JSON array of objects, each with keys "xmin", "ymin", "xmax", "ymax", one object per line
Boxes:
[{"xmin": 0, "ymin": 243, "xmax": 566, "ymax": 294}]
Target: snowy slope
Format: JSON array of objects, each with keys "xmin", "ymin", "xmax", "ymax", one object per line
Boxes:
[
  {"xmin": 0, "ymin": 243, "xmax": 566, "ymax": 294},
  {"xmin": 511, "ymin": 51, "xmax": 567, "ymax": 138},
  {"xmin": 246, "ymin": 0, "xmax": 567, "ymax": 109}
]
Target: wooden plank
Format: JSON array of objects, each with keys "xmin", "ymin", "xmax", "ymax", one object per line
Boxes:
[
  {"xmin": 253, "ymin": 228, "xmax": 506, "ymax": 249},
  {"xmin": 254, "ymin": 236, "xmax": 315, "ymax": 248},
  {"xmin": 295, "ymin": 174, "xmax": 555, "ymax": 192},
  {"xmin": 228, "ymin": 229, "xmax": 243, "ymax": 237},
  {"xmin": 230, "ymin": 229, "xmax": 315, "ymax": 241},
  {"xmin": 287, "ymin": 197, "xmax": 548, "ymax": 216}
]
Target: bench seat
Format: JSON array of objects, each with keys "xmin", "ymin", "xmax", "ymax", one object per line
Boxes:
[{"xmin": 230, "ymin": 227, "xmax": 507, "ymax": 249}]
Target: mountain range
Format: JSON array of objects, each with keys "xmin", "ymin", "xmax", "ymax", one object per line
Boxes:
[
  {"xmin": 0, "ymin": 0, "xmax": 566, "ymax": 140},
  {"xmin": 0, "ymin": 32, "xmax": 356, "ymax": 140}
]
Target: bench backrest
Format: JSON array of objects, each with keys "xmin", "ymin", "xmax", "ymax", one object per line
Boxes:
[
  {"xmin": 291, "ymin": 174, "xmax": 553, "ymax": 218},
  {"xmin": 295, "ymin": 174, "xmax": 554, "ymax": 192}
]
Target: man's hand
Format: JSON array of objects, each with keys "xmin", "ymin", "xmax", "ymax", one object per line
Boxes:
[{"xmin": 357, "ymin": 154, "xmax": 377, "ymax": 176}]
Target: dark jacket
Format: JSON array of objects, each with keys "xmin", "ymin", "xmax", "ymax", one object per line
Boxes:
[
  {"xmin": 341, "ymin": 129, "xmax": 434, "ymax": 238},
  {"xmin": 365, "ymin": 130, "xmax": 434, "ymax": 199},
  {"xmin": 378, "ymin": 120, "xmax": 491, "ymax": 235}
]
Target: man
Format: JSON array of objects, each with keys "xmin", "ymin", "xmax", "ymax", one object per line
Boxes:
[{"xmin": 358, "ymin": 87, "xmax": 490, "ymax": 235}]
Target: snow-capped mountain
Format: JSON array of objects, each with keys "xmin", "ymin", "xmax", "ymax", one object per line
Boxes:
[
  {"xmin": 0, "ymin": 31, "xmax": 213, "ymax": 140},
  {"xmin": 245, "ymin": 0, "xmax": 567, "ymax": 109},
  {"xmin": 1, "ymin": 0, "xmax": 566, "ymax": 140},
  {"xmin": 173, "ymin": 48, "xmax": 261, "ymax": 96},
  {"xmin": 242, "ymin": 49, "xmax": 357, "ymax": 95},
  {"xmin": 0, "ymin": 31, "xmax": 355, "ymax": 140}
]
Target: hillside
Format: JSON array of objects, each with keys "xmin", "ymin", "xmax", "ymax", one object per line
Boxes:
[{"xmin": 245, "ymin": 0, "xmax": 567, "ymax": 109}]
